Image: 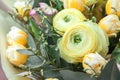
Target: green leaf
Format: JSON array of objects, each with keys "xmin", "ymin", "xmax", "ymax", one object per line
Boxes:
[
  {"xmin": 60, "ymin": 70, "xmax": 97, "ymax": 80},
  {"xmin": 26, "ymin": 55, "xmax": 45, "ymax": 69},
  {"xmin": 29, "ymin": 18, "xmax": 41, "ymax": 39},
  {"xmin": 108, "ymin": 32, "xmax": 120, "ymax": 53},
  {"xmin": 43, "ymin": 65, "xmax": 63, "ymax": 80},
  {"xmin": 48, "ymin": 45, "xmax": 61, "ymax": 67},
  {"xmin": 27, "ymin": 34, "xmax": 37, "ymax": 51},
  {"xmin": 17, "ymin": 49, "xmax": 34, "ymax": 55},
  {"xmin": 112, "ymin": 47, "xmax": 120, "ymax": 64},
  {"xmin": 98, "ymin": 59, "xmax": 120, "ymax": 80}
]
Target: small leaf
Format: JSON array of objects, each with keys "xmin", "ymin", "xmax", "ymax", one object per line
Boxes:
[
  {"xmin": 48, "ymin": 45, "xmax": 61, "ymax": 67},
  {"xmin": 28, "ymin": 34, "xmax": 37, "ymax": 51},
  {"xmin": 29, "ymin": 18, "xmax": 41, "ymax": 39},
  {"xmin": 98, "ymin": 59, "xmax": 120, "ymax": 80},
  {"xmin": 60, "ymin": 70, "xmax": 97, "ymax": 80},
  {"xmin": 17, "ymin": 49, "xmax": 34, "ymax": 55},
  {"xmin": 112, "ymin": 47, "xmax": 120, "ymax": 64},
  {"xmin": 43, "ymin": 65, "xmax": 63, "ymax": 80},
  {"xmin": 26, "ymin": 55, "xmax": 45, "ymax": 69}
]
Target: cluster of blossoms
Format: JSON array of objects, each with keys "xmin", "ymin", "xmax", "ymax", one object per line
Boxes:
[{"xmin": 5, "ymin": 0, "xmax": 120, "ymax": 80}]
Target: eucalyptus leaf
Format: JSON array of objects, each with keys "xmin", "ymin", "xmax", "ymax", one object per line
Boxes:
[
  {"xmin": 98, "ymin": 59, "xmax": 120, "ymax": 80},
  {"xmin": 17, "ymin": 49, "xmax": 34, "ymax": 55},
  {"xmin": 40, "ymin": 43, "xmax": 49, "ymax": 60},
  {"xmin": 60, "ymin": 70, "xmax": 97, "ymax": 80},
  {"xmin": 43, "ymin": 65, "xmax": 63, "ymax": 80},
  {"xmin": 48, "ymin": 45, "xmax": 61, "ymax": 67},
  {"xmin": 112, "ymin": 47, "xmax": 120, "ymax": 64},
  {"xmin": 28, "ymin": 34, "xmax": 37, "ymax": 51},
  {"xmin": 26, "ymin": 55, "xmax": 45, "ymax": 69}
]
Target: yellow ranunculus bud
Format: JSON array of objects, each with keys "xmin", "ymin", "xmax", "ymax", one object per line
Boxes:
[
  {"xmin": 106, "ymin": 0, "xmax": 120, "ymax": 17},
  {"xmin": 7, "ymin": 27, "xmax": 28, "ymax": 46},
  {"xmin": 98, "ymin": 14, "xmax": 120, "ymax": 37},
  {"xmin": 53, "ymin": 8, "xmax": 86, "ymax": 35},
  {"xmin": 58, "ymin": 21, "xmax": 109, "ymax": 63},
  {"xmin": 82, "ymin": 53, "xmax": 107, "ymax": 75},
  {"xmin": 63, "ymin": 0, "xmax": 85, "ymax": 11},
  {"xmin": 45, "ymin": 78, "xmax": 59, "ymax": 80},
  {"xmin": 14, "ymin": 1, "xmax": 32, "ymax": 18},
  {"xmin": 6, "ymin": 44, "xmax": 28, "ymax": 67}
]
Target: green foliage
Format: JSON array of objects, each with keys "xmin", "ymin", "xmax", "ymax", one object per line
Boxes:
[
  {"xmin": 60, "ymin": 70, "xmax": 97, "ymax": 80},
  {"xmin": 26, "ymin": 55, "xmax": 45, "ymax": 69},
  {"xmin": 112, "ymin": 47, "xmax": 120, "ymax": 64},
  {"xmin": 17, "ymin": 49, "xmax": 34, "ymax": 55},
  {"xmin": 98, "ymin": 59, "xmax": 120, "ymax": 80}
]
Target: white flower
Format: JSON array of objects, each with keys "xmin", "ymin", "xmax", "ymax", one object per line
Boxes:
[
  {"xmin": 82, "ymin": 53, "xmax": 107, "ymax": 75},
  {"xmin": 7, "ymin": 27, "xmax": 28, "ymax": 45}
]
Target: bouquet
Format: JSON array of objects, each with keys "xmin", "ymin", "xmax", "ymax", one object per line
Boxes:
[{"xmin": 2, "ymin": 0, "xmax": 120, "ymax": 80}]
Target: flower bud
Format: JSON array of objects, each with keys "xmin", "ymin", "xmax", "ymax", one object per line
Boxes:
[
  {"xmin": 7, "ymin": 27, "xmax": 28, "ymax": 46},
  {"xmin": 98, "ymin": 14, "xmax": 120, "ymax": 37},
  {"xmin": 14, "ymin": 1, "xmax": 32, "ymax": 18},
  {"xmin": 39, "ymin": 2, "xmax": 58, "ymax": 15},
  {"xmin": 63, "ymin": 0, "xmax": 85, "ymax": 12},
  {"xmin": 6, "ymin": 44, "xmax": 28, "ymax": 67},
  {"xmin": 106, "ymin": 0, "xmax": 120, "ymax": 17},
  {"xmin": 82, "ymin": 53, "xmax": 107, "ymax": 75}
]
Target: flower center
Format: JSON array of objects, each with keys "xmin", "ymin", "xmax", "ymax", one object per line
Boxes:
[
  {"xmin": 64, "ymin": 16, "xmax": 70, "ymax": 22},
  {"xmin": 74, "ymin": 35, "xmax": 81, "ymax": 44}
]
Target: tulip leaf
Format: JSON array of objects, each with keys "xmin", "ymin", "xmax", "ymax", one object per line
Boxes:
[
  {"xmin": 111, "ymin": 47, "xmax": 120, "ymax": 64},
  {"xmin": 28, "ymin": 34, "xmax": 37, "ymax": 51},
  {"xmin": 60, "ymin": 70, "xmax": 97, "ymax": 80},
  {"xmin": 17, "ymin": 49, "xmax": 34, "ymax": 55},
  {"xmin": 98, "ymin": 59, "xmax": 120, "ymax": 80},
  {"xmin": 26, "ymin": 55, "xmax": 45, "ymax": 69},
  {"xmin": 29, "ymin": 18, "xmax": 41, "ymax": 40}
]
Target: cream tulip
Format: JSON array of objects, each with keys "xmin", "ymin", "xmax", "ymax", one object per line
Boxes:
[
  {"xmin": 6, "ymin": 44, "xmax": 28, "ymax": 67},
  {"xmin": 7, "ymin": 27, "xmax": 28, "ymax": 45}
]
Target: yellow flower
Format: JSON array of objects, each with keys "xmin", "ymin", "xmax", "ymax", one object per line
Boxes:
[
  {"xmin": 82, "ymin": 53, "xmax": 107, "ymax": 75},
  {"xmin": 6, "ymin": 44, "xmax": 28, "ymax": 67},
  {"xmin": 98, "ymin": 14, "xmax": 120, "ymax": 37},
  {"xmin": 106, "ymin": 0, "xmax": 120, "ymax": 17},
  {"xmin": 7, "ymin": 27, "xmax": 28, "ymax": 46},
  {"xmin": 63, "ymin": 0, "xmax": 85, "ymax": 12},
  {"xmin": 84, "ymin": 0, "xmax": 99, "ymax": 6},
  {"xmin": 14, "ymin": 1, "xmax": 32, "ymax": 18},
  {"xmin": 45, "ymin": 78, "xmax": 59, "ymax": 80},
  {"xmin": 58, "ymin": 21, "xmax": 109, "ymax": 63},
  {"xmin": 53, "ymin": 8, "xmax": 86, "ymax": 35}
]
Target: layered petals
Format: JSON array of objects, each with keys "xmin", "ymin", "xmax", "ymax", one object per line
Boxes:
[
  {"xmin": 58, "ymin": 21, "xmax": 109, "ymax": 63},
  {"xmin": 53, "ymin": 8, "xmax": 86, "ymax": 35}
]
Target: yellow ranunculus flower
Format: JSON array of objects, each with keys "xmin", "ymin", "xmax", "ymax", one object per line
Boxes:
[
  {"xmin": 7, "ymin": 27, "xmax": 28, "ymax": 46},
  {"xmin": 82, "ymin": 53, "xmax": 107, "ymax": 75},
  {"xmin": 98, "ymin": 14, "xmax": 120, "ymax": 37},
  {"xmin": 58, "ymin": 21, "xmax": 109, "ymax": 63},
  {"xmin": 6, "ymin": 44, "xmax": 28, "ymax": 67},
  {"xmin": 53, "ymin": 8, "xmax": 86, "ymax": 35},
  {"xmin": 63, "ymin": 0, "xmax": 85, "ymax": 11},
  {"xmin": 14, "ymin": 1, "xmax": 32, "ymax": 18},
  {"xmin": 106, "ymin": 0, "xmax": 120, "ymax": 17}
]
